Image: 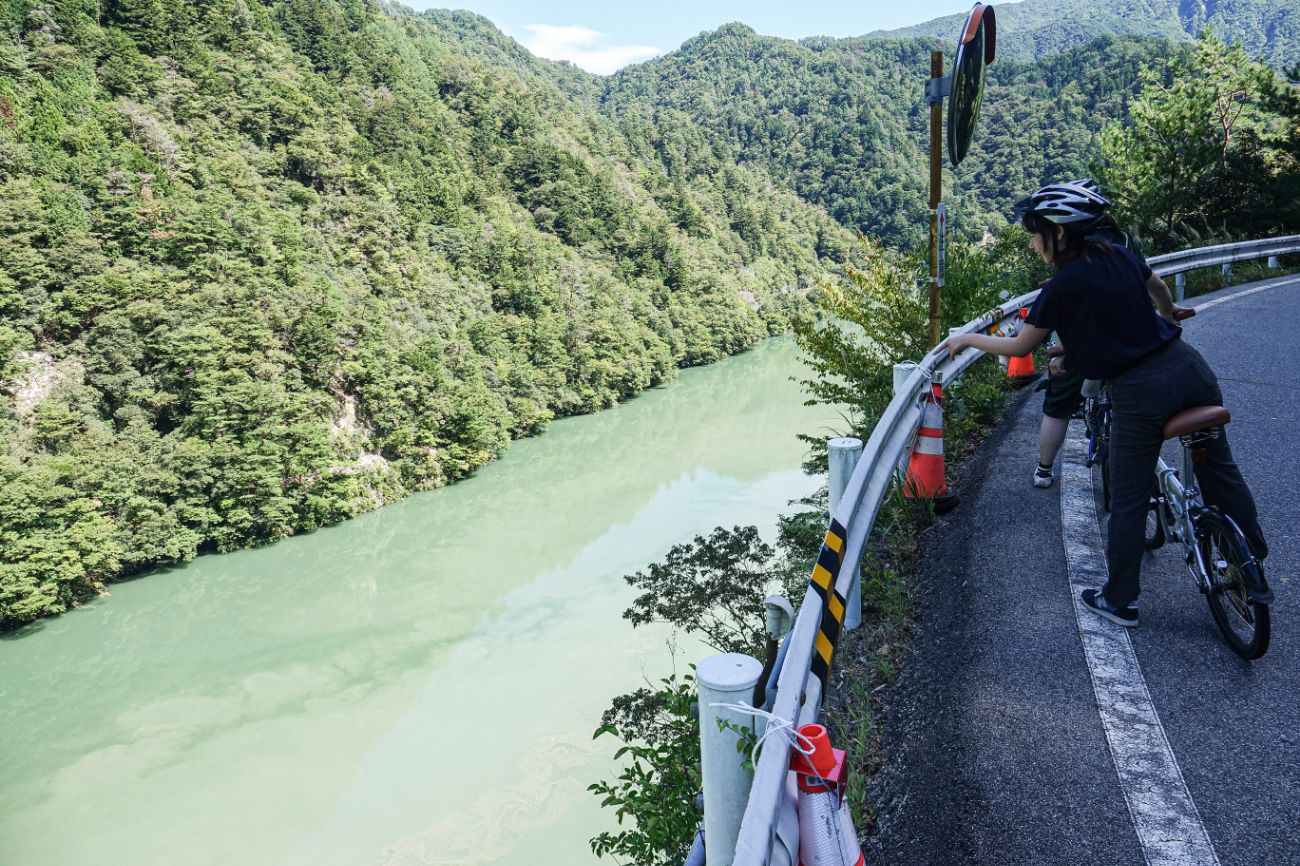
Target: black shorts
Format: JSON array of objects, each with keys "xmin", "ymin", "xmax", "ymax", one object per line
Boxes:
[{"xmin": 1043, "ymin": 370, "xmax": 1085, "ymax": 420}]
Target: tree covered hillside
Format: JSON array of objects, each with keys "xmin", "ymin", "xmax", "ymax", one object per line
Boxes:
[
  {"xmin": 600, "ymin": 26, "xmax": 1172, "ymax": 244},
  {"xmin": 0, "ymin": 0, "xmax": 857, "ymax": 627}
]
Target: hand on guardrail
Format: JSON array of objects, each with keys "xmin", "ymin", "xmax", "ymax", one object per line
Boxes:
[{"xmin": 944, "ymin": 333, "xmax": 974, "ymax": 357}]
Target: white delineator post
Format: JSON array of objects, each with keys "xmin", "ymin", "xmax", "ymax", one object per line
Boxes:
[
  {"xmin": 1268, "ymin": 255, "xmax": 1279, "ymax": 269},
  {"xmin": 828, "ymin": 437, "xmax": 864, "ymax": 631},
  {"xmin": 1175, "ymin": 272, "xmax": 1186, "ymax": 301},
  {"xmin": 697, "ymin": 653, "xmax": 764, "ymax": 866}
]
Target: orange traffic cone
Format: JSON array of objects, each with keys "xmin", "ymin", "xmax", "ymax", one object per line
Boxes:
[
  {"xmin": 1006, "ymin": 307, "xmax": 1038, "ymax": 386},
  {"xmin": 1006, "ymin": 351, "xmax": 1036, "ymax": 380},
  {"xmin": 791, "ymin": 724, "xmax": 864, "ymax": 866},
  {"xmin": 903, "ymin": 384, "xmax": 958, "ymax": 512}
]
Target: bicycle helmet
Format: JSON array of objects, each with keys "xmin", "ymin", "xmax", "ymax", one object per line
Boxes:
[
  {"xmin": 1014, "ymin": 180, "xmax": 1110, "ymax": 227},
  {"xmin": 1061, "ymin": 178, "xmax": 1104, "ymax": 199}
]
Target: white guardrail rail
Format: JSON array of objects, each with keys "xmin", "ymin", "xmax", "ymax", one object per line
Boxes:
[{"xmin": 722, "ymin": 234, "xmax": 1300, "ymax": 866}]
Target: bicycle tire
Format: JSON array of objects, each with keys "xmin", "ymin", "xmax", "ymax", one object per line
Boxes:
[
  {"xmin": 1143, "ymin": 499, "xmax": 1165, "ymax": 550},
  {"xmin": 1197, "ymin": 512, "xmax": 1270, "ymax": 659}
]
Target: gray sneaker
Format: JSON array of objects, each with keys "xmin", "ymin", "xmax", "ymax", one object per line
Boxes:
[{"xmin": 1033, "ymin": 465, "xmax": 1053, "ymax": 488}]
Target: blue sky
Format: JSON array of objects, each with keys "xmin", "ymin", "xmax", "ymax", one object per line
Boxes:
[{"xmin": 405, "ymin": 1, "xmax": 1018, "ymax": 74}]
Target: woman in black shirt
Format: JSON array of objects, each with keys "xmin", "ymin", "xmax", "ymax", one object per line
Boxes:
[{"xmin": 946, "ymin": 181, "xmax": 1269, "ymax": 627}]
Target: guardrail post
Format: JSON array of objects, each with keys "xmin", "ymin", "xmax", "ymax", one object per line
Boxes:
[
  {"xmin": 1221, "ymin": 262, "xmax": 1232, "ymax": 287},
  {"xmin": 1175, "ymin": 272, "xmax": 1186, "ymax": 301},
  {"xmin": 697, "ymin": 653, "xmax": 763, "ymax": 866},
  {"xmin": 892, "ymin": 361, "xmax": 913, "ymax": 395},
  {"xmin": 829, "ymin": 437, "xmax": 864, "ymax": 631},
  {"xmin": 1268, "ymin": 255, "xmax": 1279, "ymax": 269}
]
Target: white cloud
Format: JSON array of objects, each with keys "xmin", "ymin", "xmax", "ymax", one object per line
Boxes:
[{"xmin": 520, "ymin": 24, "xmax": 661, "ymax": 75}]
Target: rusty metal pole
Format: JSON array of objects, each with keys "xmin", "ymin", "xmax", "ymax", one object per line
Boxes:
[{"xmin": 928, "ymin": 50, "xmax": 943, "ymax": 348}]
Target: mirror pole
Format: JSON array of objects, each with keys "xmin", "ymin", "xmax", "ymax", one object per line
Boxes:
[{"xmin": 929, "ymin": 50, "xmax": 943, "ymax": 347}]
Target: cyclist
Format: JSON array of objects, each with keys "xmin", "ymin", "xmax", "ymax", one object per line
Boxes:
[
  {"xmin": 946, "ymin": 180, "xmax": 1269, "ymax": 626},
  {"xmin": 1028, "ymin": 180, "xmax": 1194, "ymax": 489}
]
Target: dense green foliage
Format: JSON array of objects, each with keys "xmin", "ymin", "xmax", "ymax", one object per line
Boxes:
[
  {"xmin": 600, "ymin": 8, "xmax": 1299, "ymax": 248},
  {"xmin": 601, "ymin": 25, "xmax": 935, "ymax": 245},
  {"xmin": 588, "ymin": 671, "xmax": 702, "ymax": 866},
  {"xmin": 1096, "ymin": 32, "xmax": 1300, "ymax": 246},
  {"xmin": 622, "ymin": 523, "xmax": 811, "ymax": 656},
  {"xmin": 600, "ymin": 27, "xmax": 1187, "ymax": 246},
  {"xmin": 878, "ymin": 0, "xmax": 1300, "ymax": 70},
  {"xmin": 0, "ymin": 0, "xmax": 857, "ymax": 627},
  {"xmin": 795, "ymin": 230, "xmax": 1043, "ymax": 445}
]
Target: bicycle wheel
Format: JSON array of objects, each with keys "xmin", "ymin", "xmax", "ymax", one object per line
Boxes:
[
  {"xmin": 1197, "ymin": 513, "xmax": 1270, "ymax": 659},
  {"xmin": 1143, "ymin": 499, "xmax": 1165, "ymax": 550}
]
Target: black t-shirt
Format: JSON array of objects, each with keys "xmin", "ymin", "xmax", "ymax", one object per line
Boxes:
[{"xmin": 1026, "ymin": 244, "xmax": 1180, "ymax": 381}]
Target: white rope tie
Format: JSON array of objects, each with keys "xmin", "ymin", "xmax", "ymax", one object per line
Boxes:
[
  {"xmin": 708, "ymin": 701, "xmax": 814, "ymax": 770},
  {"xmin": 708, "ymin": 702, "xmax": 854, "ymax": 855}
]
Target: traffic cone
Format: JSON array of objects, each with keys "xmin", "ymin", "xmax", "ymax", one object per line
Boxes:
[
  {"xmin": 903, "ymin": 383, "xmax": 959, "ymax": 512},
  {"xmin": 790, "ymin": 724, "xmax": 864, "ymax": 866},
  {"xmin": 1006, "ymin": 351, "xmax": 1035, "ymax": 381},
  {"xmin": 1005, "ymin": 307, "xmax": 1037, "ymax": 386}
]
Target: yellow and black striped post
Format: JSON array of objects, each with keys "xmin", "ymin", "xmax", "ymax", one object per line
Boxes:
[{"xmin": 808, "ymin": 518, "xmax": 849, "ymax": 689}]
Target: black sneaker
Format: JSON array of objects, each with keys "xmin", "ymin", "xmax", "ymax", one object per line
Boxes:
[{"xmin": 1081, "ymin": 589, "xmax": 1139, "ymax": 627}]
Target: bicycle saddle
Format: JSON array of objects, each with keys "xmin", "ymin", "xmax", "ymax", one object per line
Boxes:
[{"xmin": 1163, "ymin": 406, "xmax": 1230, "ymax": 439}]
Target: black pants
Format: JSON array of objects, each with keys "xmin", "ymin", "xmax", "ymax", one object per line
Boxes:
[{"xmin": 1104, "ymin": 340, "xmax": 1267, "ymax": 608}]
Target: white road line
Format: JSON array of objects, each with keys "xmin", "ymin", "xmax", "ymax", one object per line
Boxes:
[
  {"xmin": 1192, "ymin": 275, "xmax": 1300, "ymax": 312},
  {"xmin": 1059, "ymin": 426, "xmax": 1220, "ymax": 866}
]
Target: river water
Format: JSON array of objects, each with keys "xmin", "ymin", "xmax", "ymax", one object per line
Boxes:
[{"xmin": 0, "ymin": 336, "xmax": 839, "ymax": 866}]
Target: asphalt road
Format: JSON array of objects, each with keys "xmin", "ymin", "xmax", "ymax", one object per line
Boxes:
[{"xmin": 865, "ymin": 274, "xmax": 1300, "ymax": 865}]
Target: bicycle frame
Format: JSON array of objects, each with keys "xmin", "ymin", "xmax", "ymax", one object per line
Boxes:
[{"xmin": 1152, "ymin": 432, "xmax": 1243, "ymax": 590}]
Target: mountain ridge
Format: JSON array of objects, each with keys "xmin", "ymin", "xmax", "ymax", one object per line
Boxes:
[{"xmin": 869, "ymin": 0, "xmax": 1299, "ymax": 67}]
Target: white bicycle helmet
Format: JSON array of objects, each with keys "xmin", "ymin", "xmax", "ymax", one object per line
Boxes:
[{"xmin": 1015, "ymin": 180, "xmax": 1110, "ymax": 227}]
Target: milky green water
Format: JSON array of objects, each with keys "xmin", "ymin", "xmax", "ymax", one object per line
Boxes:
[{"xmin": 0, "ymin": 336, "xmax": 839, "ymax": 866}]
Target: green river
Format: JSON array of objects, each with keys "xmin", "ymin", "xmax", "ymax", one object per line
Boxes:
[{"xmin": 0, "ymin": 336, "xmax": 839, "ymax": 866}]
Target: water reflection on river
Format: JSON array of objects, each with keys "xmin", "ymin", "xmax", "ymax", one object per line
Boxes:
[{"xmin": 0, "ymin": 336, "xmax": 840, "ymax": 866}]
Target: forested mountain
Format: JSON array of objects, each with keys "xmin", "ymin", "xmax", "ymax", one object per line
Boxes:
[
  {"xmin": 0, "ymin": 0, "xmax": 857, "ymax": 626},
  {"xmin": 600, "ymin": 26, "xmax": 1166, "ymax": 244},
  {"xmin": 874, "ymin": 0, "xmax": 1300, "ymax": 69}
]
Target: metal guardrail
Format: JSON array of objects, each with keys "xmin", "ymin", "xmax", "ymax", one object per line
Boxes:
[
  {"xmin": 726, "ymin": 235, "xmax": 1300, "ymax": 866},
  {"xmin": 1147, "ymin": 235, "xmax": 1300, "ymax": 278}
]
